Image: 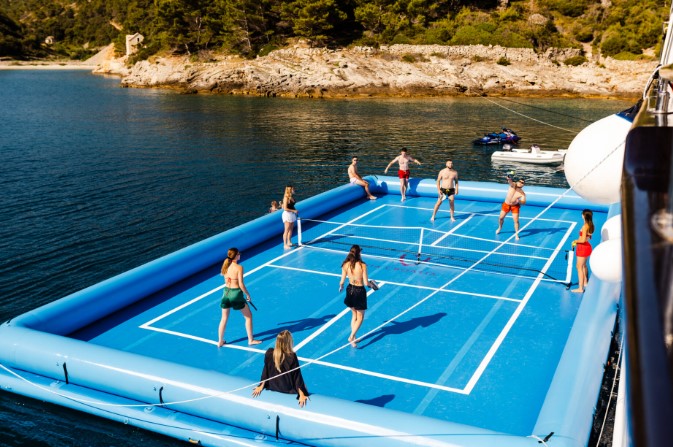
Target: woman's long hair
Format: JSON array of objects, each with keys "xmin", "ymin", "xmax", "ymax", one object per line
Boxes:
[
  {"xmin": 283, "ymin": 185, "xmax": 294, "ymax": 201},
  {"xmin": 341, "ymin": 244, "xmax": 364, "ymax": 270},
  {"xmin": 221, "ymin": 248, "xmax": 239, "ymax": 276},
  {"xmin": 582, "ymin": 209, "xmax": 595, "ymax": 237},
  {"xmin": 273, "ymin": 330, "xmax": 294, "ymax": 372}
]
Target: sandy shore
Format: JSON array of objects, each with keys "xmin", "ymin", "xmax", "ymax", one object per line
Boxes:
[{"xmin": 0, "ymin": 61, "xmax": 96, "ymax": 70}]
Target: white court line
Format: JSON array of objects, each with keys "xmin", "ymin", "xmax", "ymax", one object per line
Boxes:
[
  {"xmin": 141, "ymin": 320, "xmax": 464, "ymax": 393},
  {"xmin": 337, "ymin": 210, "xmax": 574, "ymax": 394},
  {"xmin": 389, "ymin": 204, "xmax": 574, "ymax": 224},
  {"xmin": 299, "ymin": 243, "xmax": 564, "ymax": 285},
  {"xmin": 297, "ymin": 355, "xmax": 466, "ymax": 394},
  {"xmin": 430, "ymin": 215, "xmax": 473, "ymax": 246},
  {"xmin": 294, "ymin": 284, "xmax": 384, "ymax": 352},
  {"xmin": 268, "ymin": 263, "xmax": 520, "ymax": 303},
  {"xmin": 138, "ymin": 202, "xmax": 569, "ymax": 396},
  {"xmin": 462, "ymin": 222, "xmax": 576, "ymax": 394},
  {"xmin": 139, "ymin": 247, "xmax": 303, "ymax": 329}
]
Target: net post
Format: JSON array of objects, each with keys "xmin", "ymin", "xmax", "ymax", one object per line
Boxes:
[
  {"xmin": 565, "ymin": 249, "xmax": 574, "ymax": 287},
  {"xmin": 418, "ymin": 227, "xmax": 424, "ymax": 263},
  {"xmin": 297, "ymin": 218, "xmax": 303, "ymax": 246}
]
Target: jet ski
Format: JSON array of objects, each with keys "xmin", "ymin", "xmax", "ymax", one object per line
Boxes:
[{"xmin": 473, "ymin": 127, "xmax": 521, "ymax": 146}]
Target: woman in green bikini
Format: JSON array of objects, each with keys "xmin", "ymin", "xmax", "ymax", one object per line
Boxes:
[{"xmin": 217, "ymin": 247, "xmax": 262, "ymax": 347}]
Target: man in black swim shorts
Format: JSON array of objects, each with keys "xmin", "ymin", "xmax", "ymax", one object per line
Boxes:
[
  {"xmin": 431, "ymin": 160, "xmax": 459, "ymax": 223},
  {"xmin": 440, "ymin": 187, "xmax": 455, "ymax": 197}
]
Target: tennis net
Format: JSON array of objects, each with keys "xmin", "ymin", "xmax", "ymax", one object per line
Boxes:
[{"xmin": 297, "ymin": 218, "xmax": 573, "ymax": 284}]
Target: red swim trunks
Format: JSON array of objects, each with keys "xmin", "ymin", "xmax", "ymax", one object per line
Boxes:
[
  {"xmin": 501, "ymin": 202, "xmax": 520, "ymax": 214},
  {"xmin": 398, "ymin": 170, "xmax": 410, "ymax": 180}
]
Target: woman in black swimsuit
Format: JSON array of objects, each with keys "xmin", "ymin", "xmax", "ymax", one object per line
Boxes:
[
  {"xmin": 251, "ymin": 330, "xmax": 309, "ymax": 407},
  {"xmin": 339, "ymin": 245, "xmax": 371, "ymax": 348}
]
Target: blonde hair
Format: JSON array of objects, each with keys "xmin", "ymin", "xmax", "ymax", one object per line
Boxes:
[
  {"xmin": 273, "ymin": 330, "xmax": 294, "ymax": 372},
  {"xmin": 221, "ymin": 248, "xmax": 239, "ymax": 276},
  {"xmin": 283, "ymin": 185, "xmax": 294, "ymax": 201}
]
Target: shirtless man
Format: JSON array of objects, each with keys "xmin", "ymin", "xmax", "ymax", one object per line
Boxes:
[
  {"xmin": 496, "ymin": 176, "xmax": 526, "ymax": 240},
  {"xmin": 430, "ymin": 160, "xmax": 459, "ymax": 222},
  {"xmin": 384, "ymin": 147, "xmax": 422, "ymax": 201},
  {"xmin": 348, "ymin": 156, "xmax": 377, "ymax": 200}
]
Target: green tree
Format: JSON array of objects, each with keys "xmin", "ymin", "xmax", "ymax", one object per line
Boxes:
[{"xmin": 282, "ymin": 0, "xmax": 347, "ymax": 44}]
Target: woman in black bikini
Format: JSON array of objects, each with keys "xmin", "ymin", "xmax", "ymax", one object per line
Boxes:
[
  {"xmin": 339, "ymin": 245, "xmax": 371, "ymax": 348},
  {"xmin": 217, "ymin": 247, "xmax": 261, "ymax": 347}
]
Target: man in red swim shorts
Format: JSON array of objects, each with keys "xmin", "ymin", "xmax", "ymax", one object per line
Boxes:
[
  {"xmin": 496, "ymin": 176, "xmax": 526, "ymax": 240},
  {"xmin": 384, "ymin": 147, "xmax": 422, "ymax": 202}
]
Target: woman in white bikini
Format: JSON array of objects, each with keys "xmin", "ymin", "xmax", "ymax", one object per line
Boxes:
[{"xmin": 281, "ymin": 185, "xmax": 298, "ymax": 249}]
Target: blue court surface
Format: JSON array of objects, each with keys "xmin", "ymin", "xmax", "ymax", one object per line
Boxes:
[{"xmin": 0, "ymin": 177, "xmax": 621, "ymax": 447}]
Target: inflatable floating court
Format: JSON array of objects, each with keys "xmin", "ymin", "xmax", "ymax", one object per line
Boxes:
[{"xmin": 0, "ymin": 176, "xmax": 620, "ymax": 447}]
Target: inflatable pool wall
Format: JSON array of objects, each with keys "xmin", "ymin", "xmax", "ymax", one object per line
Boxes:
[{"xmin": 0, "ymin": 177, "xmax": 616, "ymax": 447}]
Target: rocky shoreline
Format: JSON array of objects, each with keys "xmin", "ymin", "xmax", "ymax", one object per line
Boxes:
[
  {"xmin": 101, "ymin": 44, "xmax": 656, "ymax": 99},
  {"xmin": 5, "ymin": 44, "xmax": 656, "ymax": 99}
]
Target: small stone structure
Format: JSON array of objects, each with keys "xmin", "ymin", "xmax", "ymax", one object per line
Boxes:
[{"xmin": 125, "ymin": 33, "xmax": 144, "ymax": 56}]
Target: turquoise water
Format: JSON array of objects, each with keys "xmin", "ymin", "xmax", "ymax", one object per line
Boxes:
[{"xmin": 0, "ymin": 70, "xmax": 632, "ymax": 446}]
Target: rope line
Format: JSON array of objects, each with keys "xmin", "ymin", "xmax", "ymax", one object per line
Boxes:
[
  {"xmin": 595, "ymin": 331, "xmax": 625, "ymax": 446},
  {"xmin": 483, "ymin": 97, "xmax": 577, "ymax": 133},
  {"xmin": 493, "ymin": 97, "xmax": 596, "ymax": 123}
]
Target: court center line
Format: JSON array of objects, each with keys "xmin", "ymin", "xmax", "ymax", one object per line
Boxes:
[{"xmin": 430, "ymin": 215, "xmax": 473, "ymax": 246}]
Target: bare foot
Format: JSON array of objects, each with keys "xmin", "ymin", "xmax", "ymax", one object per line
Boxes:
[
  {"xmin": 515, "ymin": 234, "xmax": 520, "ymax": 240},
  {"xmin": 368, "ymin": 196, "xmax": 377, "ymax": 200},
  {"xmin": 430, "ymin": 216, "xmax": 435, "ymax": 222},
  {"xmin": 495, "ymin": 227, "xmax": 501, "ymax": 235},
  {"xmin": 401, "ymin": 196, "xmax": 405, "ymax": 202},
  {"xmin": 571, "ymin": 289, "xmax": 584, "ymax": 293},
  {"xmin": 249, "ymin": 339, "xmax": 262, "ymax": 345},
  {"xmin": 451, "ymin": 217, "xmax": 456, "ymax": 223},
  {"xmin": 217, "ymin": 340, "xmax": 226, "ymax": 347},
  {"xmin": 348, "ymin": 335, "xmax": 358, "ymax": 348},
  {"xmin": 284, "ymin": 245, "xmax": 292, "ymax": 250}
]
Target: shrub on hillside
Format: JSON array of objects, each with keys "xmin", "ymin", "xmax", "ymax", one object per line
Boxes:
[
  {"xmin": 497, "ymin": 56, "xmax": 511, "ymax": 66},
  {"xmin": 572, "ymin": 25, "xmax": 593, "ymax": 43},
  {"xmin": 564, "ymin": 55, "xmax": 587, "ymax": 66},
  {"xmin": 540, "ymin": 0, "xmax": 591, "ymax": 18}
]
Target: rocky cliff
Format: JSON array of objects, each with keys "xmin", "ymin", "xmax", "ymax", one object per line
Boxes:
[{"xmin": 99, "ymin": 44, "xmax": 657, "ymax": 99}]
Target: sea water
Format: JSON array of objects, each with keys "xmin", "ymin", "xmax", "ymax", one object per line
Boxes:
[{"xmin": 0, "ymin": 70, "xmax": 632, "ymax": 446}]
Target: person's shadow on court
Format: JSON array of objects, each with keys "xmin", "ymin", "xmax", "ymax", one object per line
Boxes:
[
  {"xmin": 231, "ymin": 315, "xmax": 338, "ymax": 343},
  {"xmin": 357, "ymin": 312, "xmax": 447, "ymax": 349},
  {"xmin": 355, "ymin": 394, "xmax": 396, "ymax": 408},
  {"xmin": 519, "ymin": 227, "xmax": 566, "ymax": 239}
]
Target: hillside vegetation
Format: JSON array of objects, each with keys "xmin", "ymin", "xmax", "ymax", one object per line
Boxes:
[{"xmin": 0, "ymin": 0, "xmax": 668, "ymax": 62}]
